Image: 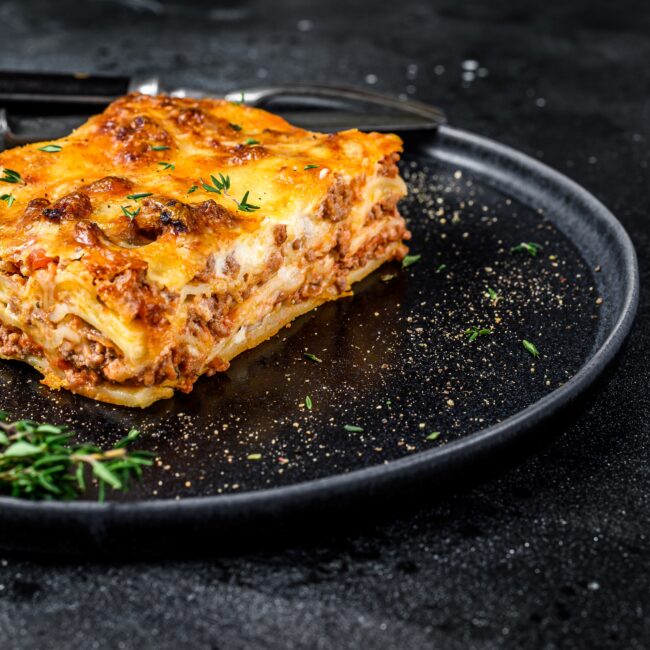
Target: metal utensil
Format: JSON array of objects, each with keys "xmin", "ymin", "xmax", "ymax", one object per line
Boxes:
[{"xmin": 0, "ymin": 71, "xmax": 446, "ymax": 149}]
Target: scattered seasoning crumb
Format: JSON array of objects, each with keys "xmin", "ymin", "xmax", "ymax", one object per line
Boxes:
[
  {"xmin": 402, "ymin": 254, "xmax": 421, "ymax": 269},
  {"xmin": 381, "ymin": 273, "xmax": 397, "ymax": 283},
  {"xmin": 522, "ymin": 339, "xmax": 540, "ymax": 357},
  {"xmin": 435, "ymin": 263, "xmax": 447, "ymax": 273},
  {"xmin": 278, "ymin": 456, "xmax": 289, "ymax": 464}
]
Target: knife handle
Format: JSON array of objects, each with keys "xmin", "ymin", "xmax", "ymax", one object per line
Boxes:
[{"xmin": 0, "ymin": 70, "xmax": 130, "ymax": 106}]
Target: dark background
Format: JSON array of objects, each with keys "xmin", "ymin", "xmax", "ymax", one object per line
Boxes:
[{"xmin": 0, "ymin": 0, "xmax": 649, "ymax": 647}]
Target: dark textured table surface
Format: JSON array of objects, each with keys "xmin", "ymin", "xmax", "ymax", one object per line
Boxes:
[{"xmin": 0, "ymin": 1, "xmax": 649, "ymax": 648}]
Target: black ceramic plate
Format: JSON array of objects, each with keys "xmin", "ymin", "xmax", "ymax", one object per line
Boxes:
[{"xmin": 0, "ymin": 125, "xmax": 638, "ymax": 555}]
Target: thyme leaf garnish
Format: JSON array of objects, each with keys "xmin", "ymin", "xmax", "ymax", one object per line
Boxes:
[
  {"xmin": 464, "ymin": 326, "xmax": 493, "ymax": 342},
  {"xmin": 522, "ymin": 339, "xmax": 540, "ymax": 357},
  {"xmin": 121, "ymin": 205, "xmax": 141, "ymax": 220},
  {"xmin": 200, "ymin": 173, "xmax": 261, "ymax": 212},
  {"xmin": 510, "ymin": 242, "xmax": 542, "ymax": 257},
  {"xmin": 151, "ymin": 145, "xmax": 170, "ymax": 151},
  {"xmin": 304, "ymin": 164, "xmax": 319, "ymax": 170},
  {"xmin": 0, "ymin": 168, "xmax": 22, "ymax": 184},
  {"xmin": 236, "ymin": 190, "xmax": 260, "ymax": 213},
  {"xmin": 303, "ymin": 352, "xmax": 322, "ymax": 363},
  {"xmin": 0, "ymin": 413, "xmax": 152, "ymax": 501},
  {"xmin": 0, "ymin": 194, "xmax": 15, "ymax": 208},
  {"xmin": 157, "ymin": 161, "xmax": 175, "ymax": 171},
  {"xmin": 38, "ymin": 144, "xmax": 62, "ymax": 153},
  {"xmin": 344, "ymin": 424, "xmax": 364, "ymax": 433},
  {"xmin": 126, "ymin": 193, "xmax": 153, "ymax": 201},
  {"xmin": 402, "ymin": 254, "xmax": 421, "ymax": 269}
]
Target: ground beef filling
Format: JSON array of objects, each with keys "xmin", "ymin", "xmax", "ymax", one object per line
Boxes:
[
  {"xmin": 0, "ymin": 323, "xmax": 41, "ymax": 359},
  {"xmin": 23, "ymin": 197, "xmax": 406, "ymax": 392}
]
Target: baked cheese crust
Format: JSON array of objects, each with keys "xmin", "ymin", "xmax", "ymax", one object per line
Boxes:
[{"xmin": 0, "ymin": 93, "xmax": 409, "ymax": 407}]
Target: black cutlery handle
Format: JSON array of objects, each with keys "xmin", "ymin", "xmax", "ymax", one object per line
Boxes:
[{"xmin": 0, "ymin": 71, "xmax": 130, "ymax": 105}]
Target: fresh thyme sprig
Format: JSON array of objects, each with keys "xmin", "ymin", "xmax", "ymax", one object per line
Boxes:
[
  {"xmin": 402, "ymin": 254, "xmax": 421, "ymax": 269},
  {"xmin": 0, "ymin": 413, "xmax": 153, "ymax": 501},
  {"xmin": 126, "ymin": 192, "xmax": 153, "ymax": 201},
  {"xmin": 0, "ymin": 194, "xmax": 15, "ymax": 208},
  {"xmin": 38, "ymin": 144, "xmax": 62, "ymax": 153},
  {"xmin": 522, "ymin": 339, "xmax": 540, "ymax": 358},
  {"xmin": 0, "ymin": 168, "xmax": 22, "ymax": 184},
  {"xmin": 202, "ymin": 173, "xmax": 231, "ymax": 194},
  {"xmin": 200, "ymin": 173, "xmax": 260, "ymax": 213},
  {"xmin": 486, "ymin": 287, "xmax": 501, "ymax": 304},
  {"xmin": 121, "ymin": 205, "xmax": 141, "ymax": 220},
  {"xmin": 235, "ymin": 190, "xmax": 260, "ymax": 213},
  {"xmin": 157, "ymin": 161, "xmax": 175, "ymax": 171},
  {"xmin": 511, "ymin": 242, "xmax": 542, "ymax": 257},
  {"xmin": 464, "ymin": 325, "xmax": 493, "ymax": 342}
]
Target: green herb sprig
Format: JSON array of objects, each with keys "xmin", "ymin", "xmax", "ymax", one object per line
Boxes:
[
  {"xmin": 402, "ymin": 254, "xmax": 421, "ymax": 269},
  {"xmin": 200, "ymin": 173, "xmax": 260, "ymax": 213},
  {"xmin": 522, "ymin": 339, "xmax": 540, "ymax": 358},
  {"xmin": 511, "ymin": 242, "xmax": 542, "ymax": 257},
  {"xmin": 157, "ymin": 161, "xmax": 175, "ymax": 171},
  {"xmin": 0, "ymin": 413, "xmax": 152, "ymax": 501},
  {"xmin": 0, "ymin": 194, "xmax": 15, "ymax": 208},
  {"xmin": 38, "ymin": 144, "xmax": 62, "ymax": 153},
  {"xmin": 235, "ymin": 190, "xmax": 260, "ymax": 213},
  {"xmin": 121, "ymin": 205, "xmax": 141, "ymax": 220},
  {"xmin": 0, "ymin": 168, "xmax": 22, "ymax": 184},
  {"xmin": 464, "ymin": 326, "xmax": 493, "ymax": 342},
  {"xmin": 126, "ymin": 192, "xmax": 153, "ymax": 201}
]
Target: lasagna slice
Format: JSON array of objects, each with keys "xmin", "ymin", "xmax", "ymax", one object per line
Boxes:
[{"xmin": 0, "ymin": 93, "xmax": 409, "ymax": 407}]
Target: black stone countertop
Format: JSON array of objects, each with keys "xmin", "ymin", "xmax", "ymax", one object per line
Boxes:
[{"xmin": 0, "ymin": 1, "xmax": 648, "ymax": 647}]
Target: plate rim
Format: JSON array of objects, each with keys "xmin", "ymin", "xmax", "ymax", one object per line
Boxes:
[{"xmin": 0, "ymin": 125, "xmax": 639, "ymax": 523}]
